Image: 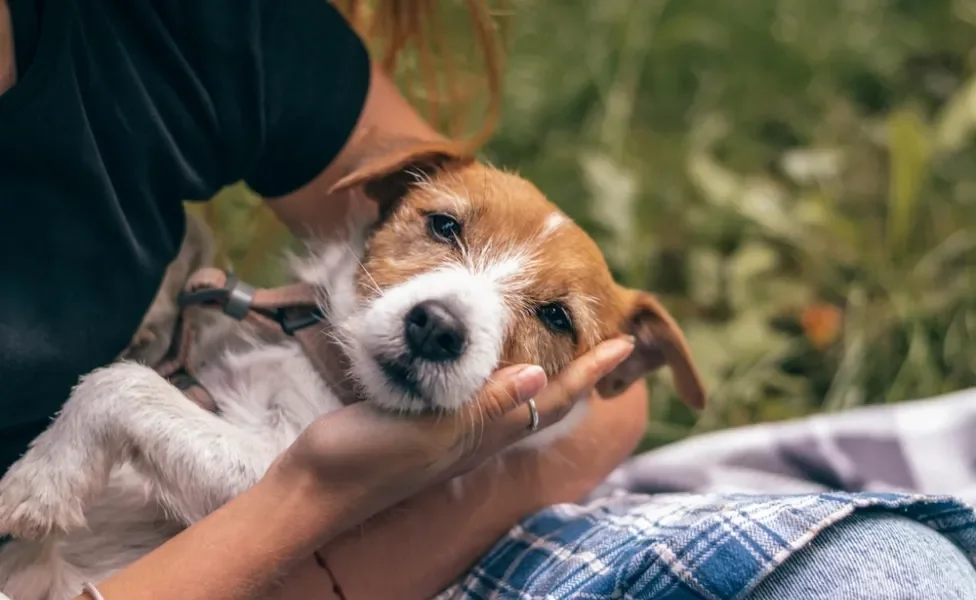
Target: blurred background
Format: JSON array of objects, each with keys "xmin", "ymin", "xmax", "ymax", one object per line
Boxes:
[{"xmin": 191, "ymin": 0, "xmax": 976, "ymax": 451}]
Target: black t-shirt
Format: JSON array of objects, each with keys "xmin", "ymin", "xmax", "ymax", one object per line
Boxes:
[{"xmin": 0, "ymin": 0, "xmax": 370, "ymax": 473}]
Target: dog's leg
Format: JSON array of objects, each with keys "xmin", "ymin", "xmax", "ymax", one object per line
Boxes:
[{"xmin": 0, "ymin": 362, "xmax": 278, "ymax": 540}]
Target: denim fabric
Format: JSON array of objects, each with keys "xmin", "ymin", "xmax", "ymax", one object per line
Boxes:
[
  {"xmin": 748, "ymin": 512, "xmax": 976, "ymax": 600},
  {"xmin": 434, "ymin": 491, "xmax": 976, "ymax": 599}
]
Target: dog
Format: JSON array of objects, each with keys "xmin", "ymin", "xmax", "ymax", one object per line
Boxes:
[{"xmin": 0, "ymin": 136, "xmax": 706, "ymax": 600}]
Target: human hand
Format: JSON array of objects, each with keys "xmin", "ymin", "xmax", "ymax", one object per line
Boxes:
[{"xmin": 269, "ymin": 335, "xmax": 636, "ymax": 532}]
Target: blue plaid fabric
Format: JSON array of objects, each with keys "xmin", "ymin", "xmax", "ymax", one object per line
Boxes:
[{"xmin": 434, "ymin": 490, "xmax": 976, "ymax": 600}]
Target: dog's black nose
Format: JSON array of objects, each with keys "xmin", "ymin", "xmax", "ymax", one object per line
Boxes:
[{"xmin": 404, "ymin": 300, "xmax": 467, "ymax": 362}]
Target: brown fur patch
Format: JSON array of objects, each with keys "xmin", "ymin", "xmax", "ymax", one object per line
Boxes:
[{"xmin": 343, "ymin": 148, "xmax": 706, "ymax": 409}]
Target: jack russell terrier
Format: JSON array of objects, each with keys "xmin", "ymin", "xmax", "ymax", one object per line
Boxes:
[{"xmin": 0, "ymin": 136, "xmax": 705, "ymax": 600}]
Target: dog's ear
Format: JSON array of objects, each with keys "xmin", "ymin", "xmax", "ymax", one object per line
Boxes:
[
  {"xmin": 328, "ymin": 133, "xmax": 474, "ymax": 214},
  {"xmin": 596, "ymin": 289, "xmax": 706, "ymax": 410}
]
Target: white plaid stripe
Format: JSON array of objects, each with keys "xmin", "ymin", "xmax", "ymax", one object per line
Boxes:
[
  {"xmin": 437, "ymin": 388, "xmax": 976, "ymax": 599},
  {"xmin": 436, "ymin": 491, "xmax": 976, "ymax": 599}
]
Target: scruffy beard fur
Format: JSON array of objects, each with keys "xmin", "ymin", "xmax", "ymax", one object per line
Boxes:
[
  {"xmin": 0, "ymin": 151, "xmax": 704, "ymax": 600},
  {"xmin": 298, "ymin": 201, "xmax": 536, "ymax": 416}
]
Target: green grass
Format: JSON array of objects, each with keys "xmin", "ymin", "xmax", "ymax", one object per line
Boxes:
[{"xmin": 194, "ymin": 0, "xmax": 976, "ymax": 451}]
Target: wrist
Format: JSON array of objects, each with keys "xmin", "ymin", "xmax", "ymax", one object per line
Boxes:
[
  {"xmin": 89, "ymin": 463, "xmax": 358, "ymax": 600},
  {"xmin": 260, "ymin": 460, "xmax": 354, "ymax": 550}
]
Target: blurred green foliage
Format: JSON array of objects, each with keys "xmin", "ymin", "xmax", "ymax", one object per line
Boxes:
[{"xmin": 194, "ymin": 0, "xmax": 976, "ymax": 451}]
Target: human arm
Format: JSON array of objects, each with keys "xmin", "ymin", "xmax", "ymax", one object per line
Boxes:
[
  {"xmin": 75, "ymin": 467, "xmax": 348, "ymax": 600},
  {"xmin": 273, "ymin": 382, "xmax": 649, "ymax": 600},
  {"xmin": 71, "ymin": 340, "xmax": 635, "ymax": 600}
]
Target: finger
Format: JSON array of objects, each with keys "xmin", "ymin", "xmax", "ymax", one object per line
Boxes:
[
  {"xmin": 505, "ymin": 336, "xmax": 636, "ymax": 435},
  {"xmin": 473, "ymin": 364, "xmax": 548, "ymax": 421}
]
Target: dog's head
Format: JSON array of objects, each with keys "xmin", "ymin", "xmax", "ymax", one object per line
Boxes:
[{"xmin": 299, "ymin": 136, "xmax": 705, "ymax": 414}]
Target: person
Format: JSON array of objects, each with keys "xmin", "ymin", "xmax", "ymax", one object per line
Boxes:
[
  {"xmin": 0, "ymin": 0, "xmax": 649, "ymax": 598},
  {"xmin": 7, "ymin": 3, "xmax": 975, "ymax": 600}
]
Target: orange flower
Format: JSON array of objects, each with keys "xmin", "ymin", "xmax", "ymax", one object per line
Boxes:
[{"xmin": 801, "ymin": 304, "xmax": 843, "ymax": 350}]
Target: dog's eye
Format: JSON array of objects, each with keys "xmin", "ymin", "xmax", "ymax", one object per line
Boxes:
[
  {"xmin": 536, "ymin": 303, "xmax": 574, "ymax": 336},
  {"xmin": 427, "ymin": 213, "xmax": 462, "ymax": 245}
]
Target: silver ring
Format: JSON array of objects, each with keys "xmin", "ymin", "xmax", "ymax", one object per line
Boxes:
[{"xmin": 526, "ymin": 398, "xmax": 539, "ymax": 432}]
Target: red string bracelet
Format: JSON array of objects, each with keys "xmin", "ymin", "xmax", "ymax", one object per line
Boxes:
[{"xmin": 314, "ymin": 549, "xmax": 348, "ymax": 600}]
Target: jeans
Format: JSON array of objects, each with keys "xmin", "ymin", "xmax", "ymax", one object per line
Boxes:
[{"xmin": 747, "ymin": 512, "xmax": 976, "ymax": 600}]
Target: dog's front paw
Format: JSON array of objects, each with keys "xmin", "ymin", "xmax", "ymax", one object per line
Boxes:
[
  {"xmin": 0, "ymin": 363, "xmax": 151, "ymax": 541},
  {"xmin": 0, "ymin": 458, "xmax": 90, "ymax": 541}
]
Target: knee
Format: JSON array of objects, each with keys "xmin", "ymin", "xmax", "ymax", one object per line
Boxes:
[{"xmin": 747, "ymin": 512, "xmax": 976, "ymax": 600}]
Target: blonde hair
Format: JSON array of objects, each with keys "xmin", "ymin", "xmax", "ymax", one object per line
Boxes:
[{"xmin": 333, "ymin": 0, "xmax": 509, "ymax": 148}]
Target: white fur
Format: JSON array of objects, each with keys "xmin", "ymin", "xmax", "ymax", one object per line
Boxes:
[
  {"xmin": 0, "ymin": 201, "xmax": 586, "ymax": 599},
  {"xmin": 541, "ymin": 211, "xmax": 567, "ymax": 237},
  {"xmin": 342, "ymin": 259, "xmax": 520, "ymax": 413}
]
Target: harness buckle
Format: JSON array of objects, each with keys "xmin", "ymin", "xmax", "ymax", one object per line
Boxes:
[
  {"xmin": 222, "ymin": 276, "xmax": 255, "ymax": 320},
  {"xmin": 178, "ymin": 272, "xmax": 255, "ymax": 321}
]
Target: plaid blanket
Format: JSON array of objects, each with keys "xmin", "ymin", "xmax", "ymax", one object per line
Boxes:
[
  {"xmin": 436, "ymin": 387, "xmax": 976, "ymax": 599},
  {"xmin": 598, "ymin": 386, "xmax": 976, "ymax": 504}
]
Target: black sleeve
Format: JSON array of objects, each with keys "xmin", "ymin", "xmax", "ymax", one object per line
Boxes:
[
  {"xmin": 242, "ymin": 0, "xmax": 371, "ymax": 198},
  {"xmin": 239, "ymin": 0, "xmax": 370, "ymax": 198},
  {"xmin": 149, "ymin": 0, "xmax": 370, "ymax": 198},
  {"xmin": 171, "ymin": 0, "xmax": 367, "ymax": 200}
]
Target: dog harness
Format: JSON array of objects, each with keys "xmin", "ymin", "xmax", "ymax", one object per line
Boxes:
[
  {"xmin": 154, "ymin": 267, "xmax": 358, "ymax": 412},
  {"xmin": 150, "ymin": 267, "xmax": 355, "ymax": 597}
]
